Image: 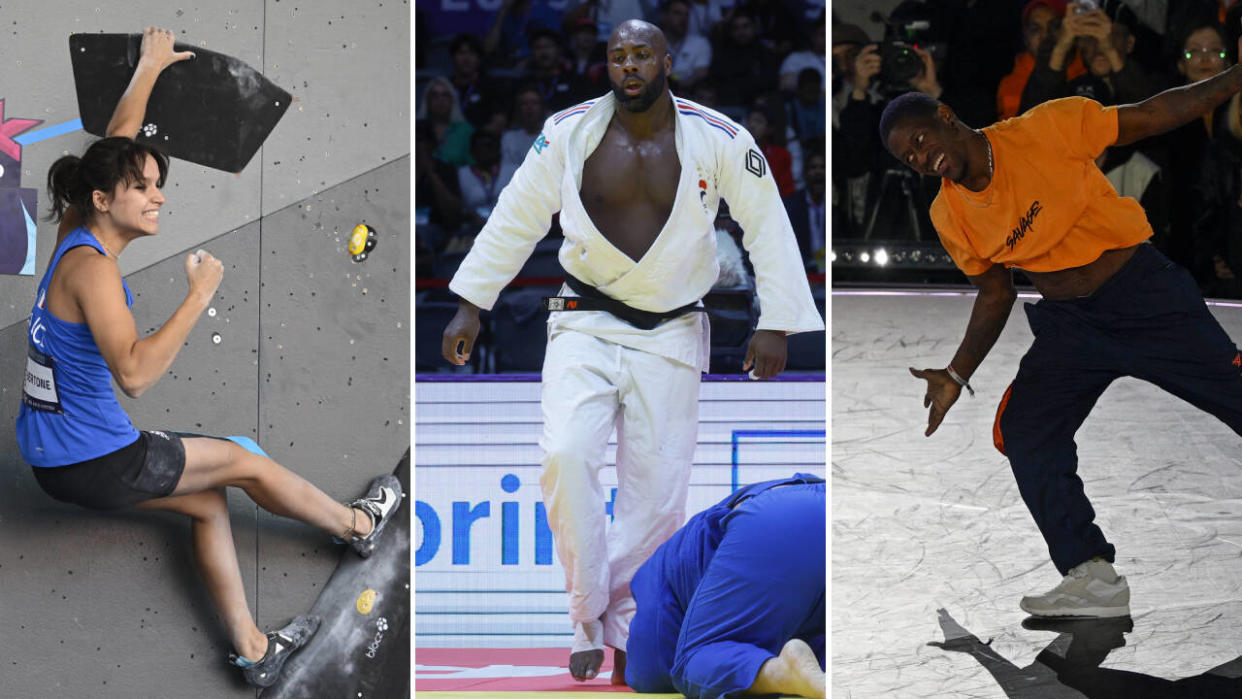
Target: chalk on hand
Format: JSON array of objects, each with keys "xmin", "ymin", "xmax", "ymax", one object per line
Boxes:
[
  {"xmin": 748, "ymin": 369, "xmax": 759, "ymax": 380},
  {"xmin": 193, "ymin": 249, "xmax": 207, "ymax": 263}
]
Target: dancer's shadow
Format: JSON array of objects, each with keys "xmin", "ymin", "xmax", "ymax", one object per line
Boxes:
[{"xmin": 928, "ymin": 608, "xmax": 1242, "ymax": 698}]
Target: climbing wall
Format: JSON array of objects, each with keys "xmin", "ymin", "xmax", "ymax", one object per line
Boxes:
[{"xmin": 0, "ymin": 1, "xmax": 409, "ymax": 697}]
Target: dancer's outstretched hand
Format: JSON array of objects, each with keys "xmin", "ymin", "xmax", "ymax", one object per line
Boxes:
[{"xmin": 909, "ymin": 367, "xmax": 962, "ymax": 437}]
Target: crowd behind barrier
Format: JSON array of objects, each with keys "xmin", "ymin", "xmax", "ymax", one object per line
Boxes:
[{"xmin": 833, "ymin": 0, "xmax": 1242, "ymax": 298}]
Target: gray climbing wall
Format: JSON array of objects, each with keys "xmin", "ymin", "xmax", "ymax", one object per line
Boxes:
[{"xmin": 0, "ymin": 2, "xmax": 409, "ymax": 697}]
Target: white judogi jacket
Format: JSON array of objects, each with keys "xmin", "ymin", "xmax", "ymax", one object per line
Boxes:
[{"xmin": 449, "ymin": 92, "xmax": 823, "ymax": 372}]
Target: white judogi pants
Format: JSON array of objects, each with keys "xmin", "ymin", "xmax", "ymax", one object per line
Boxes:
[{"xmin": 539, "ymin": 329, "xmax": 700, "ymax": 651}]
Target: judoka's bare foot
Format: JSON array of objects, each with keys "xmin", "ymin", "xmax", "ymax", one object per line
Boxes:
[
  {"xmin": 610, "ymin": 647, "xmax": 627, "ymax": 685},
  {"xmin": 748, "ymin": 638, "xmax": 825, "ymax": 698},
  {"xmin": 569, "ymin": 649, "xmax": 604, "ymax": 681}
]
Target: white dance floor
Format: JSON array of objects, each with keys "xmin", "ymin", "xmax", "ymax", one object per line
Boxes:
[{"xmin": 832, "ymin": 289, "xmax": 1242, "ymax": 698}]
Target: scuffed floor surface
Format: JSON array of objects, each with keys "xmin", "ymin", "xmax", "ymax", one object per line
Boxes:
[{"xmin": 832, "ymin": 290, "xmax": 1242, "ymax": 698}]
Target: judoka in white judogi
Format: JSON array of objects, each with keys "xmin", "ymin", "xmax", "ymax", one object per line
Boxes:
[{"xmin": 448, "ymin": 91, "xmax": 823, "ymax": 654}]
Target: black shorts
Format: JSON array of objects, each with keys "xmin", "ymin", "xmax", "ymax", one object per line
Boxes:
[{"xmin": 32, "ymin": 430, "xmax": 186, "ymax": 510}]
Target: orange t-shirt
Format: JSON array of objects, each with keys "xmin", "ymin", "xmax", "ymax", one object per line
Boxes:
[{"xmin": 930, "ymin": 97, "xmax": 1152, "ymax": 277}]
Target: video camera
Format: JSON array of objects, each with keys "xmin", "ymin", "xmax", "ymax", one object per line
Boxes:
[{"xmin": 872, "ymin": 1, "xmax": 948, "ymax": 95}]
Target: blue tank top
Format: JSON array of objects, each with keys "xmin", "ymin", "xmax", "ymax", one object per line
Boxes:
[{"xmin": 16, "ymin": 228, "xmax": 140, "ymax": 467}]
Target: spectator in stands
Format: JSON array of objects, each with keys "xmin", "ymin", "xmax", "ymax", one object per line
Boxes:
[
  {"xmin": 1195, "ymin": 104, "xmax": 1242, "ymax": 298},
  {"xmin": 662, "ymin": 0, "xmax": 713, "ymax": 92},
  {"xmin": 457, "ymin": 130, "xmax": 518, "ymax": 238},
  {"xmin": 563, "ymin": 0, "xmax": 649, "ymax": 43},
  {"xmin": 708, "ymin": 9, "xmax": 779, "ymax": 109},
  {"xmin": 747, "ymin": 105, "xmax": 795, "ymax": 197},
  {"xmin": 417, "ymin": 76, "xmax": 475, "ymax": 168},
  {"xmin": 1160, "ymin": 20, "xmax": 1234, "ymax": 285},
  {"xmin": 685, "ymin": 0, "xmax": 731, "ymax": 42},
  {"xmin": 998, "ymin": 0, "xmax": 1086, "ymax": 119},
  {"xmin": 478, "ymin": 110, "xmax": 509, "ymax": 139},
  {"xmin": 1073, "ymin": 13, "xmax": 1156, "ymax": 102},
  {"xmin": 780, "ymin": 12, "xmax": 825, "ymax": 93},
  {"xmin": 1069, "ymin": 79, "xmax": 1170, "ymax": 262},
  {"xmin": 566, "ymin": 15, "xmax": 607, "ymax": 93},
  {"xmin": 484, "ymin": 0, "xmax": 564, "ymax": 67},
  {"xmin": 787, "ymin": 67, "xmax": 826, "ymax": 148},
  {"xmin": 449, "ymin": 34, "xmax": 505, "ymax": 129},
  {"xmin": 416, "ymin": 121, "xmax": 464, "ymax": 255},
  {"xmin": 830, "ymin": 22, "xmax": 872, "ymax": 241},
  {"xmin": 526, "ymin": 28, "xmax": 583, "ymax": 112},
  {"xmin": 1023, "ymin": 6, "xmax": 1157, "ymax": 113},
  {"xmin": 742, "ymin": 0, "xmax": 801, "ymax": 57},
  {"xmin": 783, "ymin": 143, "xmax": 826, "ymax": 272},
  {"xmin": 501, "ymin": 83, "xmax": 546, "ymax": 172},
  {"xmin": 831, "ymin": 22, "xmax": 870, "ymax": 127},
  {"xmin": 1200, "ymin": 3, "xmax": 1242, "ymax": 297},
  {"xmin": 1162, "ymin": 0, "xmax": 1227, "ymax": 76},
  {"xmin": 689, "ymin": 80, "xmax": 721, "ymax": 108}
]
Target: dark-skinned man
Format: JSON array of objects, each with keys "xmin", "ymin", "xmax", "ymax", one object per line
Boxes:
[
  {"xmin": 442, "ymin": 19, "xmax": 822, "ymax": 683},
  {"xmin": 882, "ymin": 21, "xmax": 1242, "ymax": 620}
]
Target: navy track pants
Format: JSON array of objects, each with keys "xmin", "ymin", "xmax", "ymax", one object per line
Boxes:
[{"xmin": 994, "ymin": 244, "xmax": 1242, "ymax": 575}]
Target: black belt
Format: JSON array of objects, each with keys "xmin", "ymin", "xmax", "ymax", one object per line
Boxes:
[{"xmin": 542, "ymin": 273, "xmax": 705, "ymax": 331}]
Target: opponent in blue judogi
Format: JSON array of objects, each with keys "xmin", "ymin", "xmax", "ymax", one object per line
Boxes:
[{"xmin": 625, "ymin": 474, "xmax": 825, "ymax": 698}]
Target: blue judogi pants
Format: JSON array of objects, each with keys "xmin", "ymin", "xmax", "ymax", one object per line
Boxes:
[
  {"xmin": 625, "ymin": 477, "xmax": 825, "ymax": 698},
  {"xmin": 995, "ymin": 244, "xmax": 1242, "ymax": 575}
]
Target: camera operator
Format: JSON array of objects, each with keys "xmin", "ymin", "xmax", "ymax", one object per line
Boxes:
[
  {"xmin": 1021, "ymin": 2, "xmax": 1157, "ymax": 114},
  {"xmin": 831, "ymin": 22, "xmax": 875, "ymax": 239},
  {"xmin": 834, "ymin": 36, "xmax": 959, "ymax": 239},
  {"xmin": 999, "ymin": 0, "xmax": 1086, "ymax": 120}
]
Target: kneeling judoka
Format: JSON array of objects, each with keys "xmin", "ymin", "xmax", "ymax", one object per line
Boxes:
[{"xmin": 623, "ymin": 474, "xmax": 825, "ymax": 699}]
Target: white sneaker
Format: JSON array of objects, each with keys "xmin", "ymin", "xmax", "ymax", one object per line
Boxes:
[{"xmin": 1019, "ymin": 558, "xmax": 1131, "ymax": 618}]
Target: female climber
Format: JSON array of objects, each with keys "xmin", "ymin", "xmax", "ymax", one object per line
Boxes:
[{"xmin": 15, "ymin": 26, "xmax": 402, "ymax": 688}]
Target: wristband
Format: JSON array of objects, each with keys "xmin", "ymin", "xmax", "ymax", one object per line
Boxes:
[{"xmin": 946, "ymin": 364, "xmax": 974, "ymax": 397}]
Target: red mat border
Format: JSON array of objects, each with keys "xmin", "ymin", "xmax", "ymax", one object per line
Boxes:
[{"xmin": 415, "ymin": 648, "xmax": 635, "ymax": 692}]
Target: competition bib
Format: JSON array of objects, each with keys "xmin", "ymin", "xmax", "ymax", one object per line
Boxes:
[{"xmin": 23, "ymin": 345, "xmax": 62, "ymax": 413}]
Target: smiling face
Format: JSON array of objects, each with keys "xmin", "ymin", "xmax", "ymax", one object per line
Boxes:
[
  {"xmin": 606, "ymin": 21, "xmax": 671, "ymax": 113},
  {"xmin": 885, "ymin": 107, "xmax": 968, "ymax": 181},
  {"xmin": 94, "ymin": 154, "xmax": 165, "ymax": 236}
]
